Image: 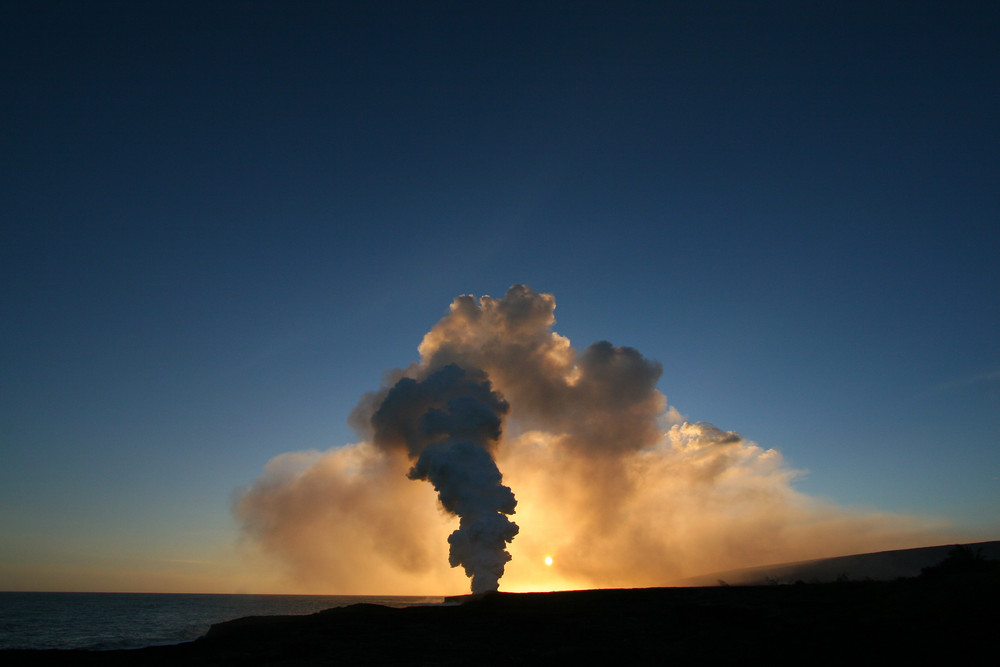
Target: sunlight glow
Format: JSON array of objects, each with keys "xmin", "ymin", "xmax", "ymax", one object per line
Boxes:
[{"xmin": 544, "ymin": 556, "xmax": 553, "ymax": 566}]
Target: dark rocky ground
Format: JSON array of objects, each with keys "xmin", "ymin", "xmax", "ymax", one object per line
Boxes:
[{"xmin": 5, "ymin": 559, "xmax": 997, "ymax": 665}]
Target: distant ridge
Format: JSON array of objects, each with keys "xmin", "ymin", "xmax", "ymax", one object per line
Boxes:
[{"xmin": 676, "ymin": 540, "xmax": 1000, "ymax": 586}]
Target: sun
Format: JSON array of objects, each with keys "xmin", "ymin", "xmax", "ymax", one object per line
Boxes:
[{"xmin": 544, "ymin": 556, "xmax": 553, "ymax": 566}]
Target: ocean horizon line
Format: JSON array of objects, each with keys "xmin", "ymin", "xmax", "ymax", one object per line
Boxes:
[{"xmin": 0, "ymin": 591, "xmax": 451, "ymax": 651}]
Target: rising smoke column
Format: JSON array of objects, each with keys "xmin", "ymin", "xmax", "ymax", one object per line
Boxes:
[{"xmin": 370, "ymin": 363, "xmax": 518, "ymax": 593}]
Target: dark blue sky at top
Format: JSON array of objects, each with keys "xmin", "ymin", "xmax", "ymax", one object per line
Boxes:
[{"xmin": 2, "ymin": 0, "xmax": 999, "ymax": 576}]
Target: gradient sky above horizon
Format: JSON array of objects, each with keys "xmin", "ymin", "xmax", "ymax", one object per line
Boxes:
[{"xmin": 2, "ymin": 1, "xmax": 998, "ymax": 593}]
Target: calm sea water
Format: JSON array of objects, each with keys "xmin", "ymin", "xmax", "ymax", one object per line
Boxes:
[{"xmin": 0, "ymin": 592, "xmax": 444, "ymax": 651}]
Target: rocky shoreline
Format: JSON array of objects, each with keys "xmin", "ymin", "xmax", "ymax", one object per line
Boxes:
[{"xmin": 4, "ymin": 574, "xmax": 995, "ymax": 665}]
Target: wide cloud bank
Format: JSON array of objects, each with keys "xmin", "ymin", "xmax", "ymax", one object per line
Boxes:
[{"xmin": 235, "ymin": 285, "xmax": 947, "ymax": 594}]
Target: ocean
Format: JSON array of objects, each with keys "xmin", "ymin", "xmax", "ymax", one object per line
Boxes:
[{"xmin": 0, "ymin": 592, "xmax": 445, "ymax": 651}]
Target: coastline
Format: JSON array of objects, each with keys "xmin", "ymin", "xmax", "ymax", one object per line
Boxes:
[
  {"xmin": 3, "ymin": 573, "xmax": 995, "ymax": 665},
  {"xmin": 0, "ymin": 593, "xmax": 440, "ymax": 652}
]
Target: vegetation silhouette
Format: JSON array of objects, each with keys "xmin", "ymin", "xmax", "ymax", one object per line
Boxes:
[{"xmin": 919, "ymin": 544, "xmax": 1000, "ymax": 581}]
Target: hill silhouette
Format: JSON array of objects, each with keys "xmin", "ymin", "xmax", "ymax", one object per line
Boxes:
[{"xmin": 678, "ymin": 539, "xmax": 1000, "ymax": 585}]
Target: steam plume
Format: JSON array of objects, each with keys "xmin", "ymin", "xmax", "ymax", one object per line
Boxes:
[
  {"xmin": 235, "ymin": 285, "xmax": 950, "ymax": 594},
  {"xmin": 370, "ymin": 364, "xmax": 518, "ymax": 593}
]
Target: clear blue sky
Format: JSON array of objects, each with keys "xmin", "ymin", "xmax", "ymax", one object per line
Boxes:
[{"xmin": 2, "ymin": 1, "xmax": 998, "ymax": 592}]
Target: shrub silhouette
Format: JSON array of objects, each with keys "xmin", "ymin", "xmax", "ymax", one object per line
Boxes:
[{"xmin": 919, "ymin": 544, "xmax": 1000, "ymax": 580}]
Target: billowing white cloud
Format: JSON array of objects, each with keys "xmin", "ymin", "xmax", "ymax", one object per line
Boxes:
[{"xmin": 235, "ymin": 285, "xmax": 948, "ymax": 594}]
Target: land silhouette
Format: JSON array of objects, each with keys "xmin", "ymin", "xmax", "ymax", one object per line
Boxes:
[{"xmin": 5, "ymin": 542, "xmax": 997, "ymax": 665}]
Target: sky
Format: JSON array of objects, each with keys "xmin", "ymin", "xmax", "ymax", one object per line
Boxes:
[{"xmin": 2, "ymin": 1, "xmax": 998, "ymax": 594}]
